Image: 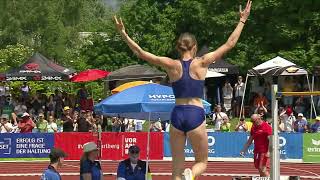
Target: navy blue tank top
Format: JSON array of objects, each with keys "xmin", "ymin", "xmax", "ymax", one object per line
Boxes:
[{"xmin": 172, "ymin": 59, "xmax": 204, "ymax": 98}]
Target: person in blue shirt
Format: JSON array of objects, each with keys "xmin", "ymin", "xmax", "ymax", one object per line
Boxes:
[
  {"xmin": 294, "ymin": 113, "xmax": 308, "ymax": 133},
  {"xmin": 41, "ymin": 148, "xmax": 67, "ymax": 180},
  {"xmin": 311, "ymin": 116, "xmax": 320, "ymax": 133},
  {"xmin": 117, "ymin": 145, "xmax": 151, "ymax": 180},
  {"xmin": 80, "ymin": 142, "xmax": 103, "ymax": 180}
]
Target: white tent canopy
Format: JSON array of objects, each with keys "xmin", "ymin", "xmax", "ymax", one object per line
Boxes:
[
  {"xmin": 240, "ymin": 56, "xmax": 316, "ymax": 118},
  {"xmin": 248, "ymin": 56, "xmax": 308, "ymax": 76},
  {"xmin": 205, "ymin": 70, "xmax": 226, "ymax": 78}
]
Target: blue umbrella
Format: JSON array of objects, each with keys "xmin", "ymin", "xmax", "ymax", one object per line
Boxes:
[
  {"xmin": 95, "ymin": 83, "xmax": 212, "ymax": 176},
  {"xmin": 94, "ymin": 83, "xmax": 211, "ymax": 121}
]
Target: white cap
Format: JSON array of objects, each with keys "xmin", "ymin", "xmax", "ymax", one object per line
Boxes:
[
  {"xmin": 21, "ymin": 112, "xmax": 30, "ymax": 118},
  {"xmin": 298, "ymin": 113, "xmax": 304, "ymax": 117},
  {"xmin": 83, "ymin": 142, "xmax": 98, "ymax": 153}
]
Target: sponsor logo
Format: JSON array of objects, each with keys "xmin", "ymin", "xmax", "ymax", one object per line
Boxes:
[
  {"xmin": 0, "ymin": 138, "xmax": 11, "ymax": 154},
  {"xmin": 24, "ymin": 63, "xmax": 39, "ymax": 71},
  {"xmin": 185, "ymin": 136, "xmax": 215, "ymax": 154},
  {"xmin": 148, "ymin": 94, "xmax": 175, "ymax": 101},
  {"xmin": 252, "ymin": 177, "xmax": 270, "ymax": 180},
  {"xmin": 312, "ymin": 139, "xmax": 320, "ymax": 146},
  {"xmin": 208, "ymin": 68, "xmax": 229, "ymax": 73}
]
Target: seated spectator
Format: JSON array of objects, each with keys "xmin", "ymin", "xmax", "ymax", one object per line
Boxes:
[
  {"xmin": 220, "ymin": 117, "xmax": 231, "ymax": 132},
  {"xmin": 47, "ymin": 116, "xmax": 58, "ymax": 133},
  {"xmin": 310, "ymin": 116, "xmax": 320, "ymax": 133},
  {"xmin": 280, "ymin": 107, "xmax": 295, "ymax": 133},
  {"xmin": 211, "ymin": 104, "xmax": 227, "ymax": 131},
  {"xmin": 253, "ymin": 92, "xmax": 269, "ymax": 108},
  {"xmin": 61, "ymin": 106, "xmax": 74, "ymax": 132},
  {"xmin": 41, "ymin": 148, "xmax": 67, "ymax": 180},
  {"xmin": 278, "ymin": 118, "xmax": 285, "ymax": 132},
  {"xmin": 37, "ymin": 113, "xmax": 48, "ymax": 133},
  {"xmin": 18, "ymin": 113, "xmax": 35, "ymax": 133},
  {"xmin": 0, "ymin": 114, "xmax": 12, "ymax": 133},
  {"xmin": 294, "ymin": 113, "xmax": 308, "ymax": 133},
  {"xmin": 80, "ymin": 142, "xmax": 103, "ymax": 180},
  {"xmin": 235, "ymin": 118, "xmax": 248, "ymax": 132},
  {"xmin": 150, "ymin": 120, "xmax": 162, "ymax": 132},
  {"xmin": 117, "ymin": 145, "xmax": 151, "ymax": 180}
]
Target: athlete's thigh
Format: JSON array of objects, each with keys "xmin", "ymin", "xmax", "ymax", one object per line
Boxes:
[{"xmin": 187, "ymin": 122, "xmax": 208, "ymax": 162}]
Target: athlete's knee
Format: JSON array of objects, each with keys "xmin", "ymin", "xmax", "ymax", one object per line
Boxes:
[{"xmin": 258, "ymin": 167, "xmax": 268, "ymax": 176}]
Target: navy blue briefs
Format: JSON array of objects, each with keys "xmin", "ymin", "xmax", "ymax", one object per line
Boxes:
[{"xmin": 171, "ymin": 105, "xmax": 205, "ymax": 133}]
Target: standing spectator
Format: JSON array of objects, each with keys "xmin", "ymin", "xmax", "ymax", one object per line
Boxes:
[
  {"xmin": 61, "ymin": 106, "xmax": 74, "ymax": 132},
  {"xmin": 78, "ymin": 85, "xmax": 88, "ymax": 110},
  {"xmin": 294, "ymin": 96, "xmax": 307, "ymax": 115},
  {"xmin": 20, "ymin": 82, "xmax": 31, "ymax": 102},
  {"xmin": 294, "ymin": 113, "xmax": 308, "ymax": 133},
  {"xmin": 280, "ymin": 107, "xmax": 295, "ymax": 133},
  {"xmin": 310, "ymin": 116, "xmax": 320, "ymax": 133},
  {"xmin": 240, "ymin": 114, "xmax": 272, "ymax": 177},
  {"xmin": 282, "ymin": 77, "xmax": 295, "ymax": 106},
  {"xmin": 18, "ymin": 113, "xmax": 35, "ymax": 133},
  {"xmin": 211, "ymin": 105, "xmax": 227, "ymax": 131},
  {"xmin": 150, "ymin": 120, "xmax": 162, "ymax": 132},
  {"xmin": 46, "ymin": 94, "xmax": 56, "ymax": 119},
  {"xmin": 37, "ymin": 113, "xmax": 48, "ymax": 133},
  {"xmin": 235, "ymin": 118, "xmax": 248, "ymax": 132},
  {"xmin": 0, "ymin": 82, "xmax": 6, "ymax": 114},
  {"xmin": 222, "ymin": 81, "xmax": 233, "ymax": 114},
  {"xmin": 255, "ymin": 105, "xmax": 268, "ymax": 122},
  {"xmin": 112, "ymin": 117, "xmax": 121, "ymax": 132},
  {"xmin": 126, "ymin": 119, "xmax": 135, "ymax": 132},
  {"xmin": 94, "ymin": 114, "xmax": 103, "ymax": 132},
  {"xmin": 117, "ymin": 145, "xmax": 151, "ymax": 180},
  {"xmin": 135, "ymin": 119, "xmax": 143, "ymax": 132},
  {"xmin": 14, "ymin": 100, "xmax": 27, "ymax": 115},
  {"xmin": 47, "ymin": 116, "xmax": 58, "ymax": 133},
  {"xmin": 234, "ymin": 75, "xmax": 245, "ymax": 117},
  {"xmin": 80, "ymin": 142, "xmax": 103, "ymax": 180},
  {"xmin": 0, "ymin": 114, "xmax": 13, "ymax": 133},
  {"xmin": 220, "ymin": 116, "xmax": 231, "ymax": 132},
  {"xmin": 253, "ymin": 92, "xmax": 269, "ymax": 109},
  {"xmin": 54, "ymin": 91, "xmax": 64, "ymax": 119},
  {"xmin": 77, "ymin": 110, "xmax": 90, "ymax": 132},
  {"xmin": 41, "ymin": 148, "xmax": 67, "ymax": 180}
]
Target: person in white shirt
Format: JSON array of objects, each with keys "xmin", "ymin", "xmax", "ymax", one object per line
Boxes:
[
  {"xmin": 235, "ymin": 118, "xmax": 248, "ymax": 132},
  {"xmin": 47, "ymin": 116, "xmax": 58, "ymax": 133},
  {"xmin": 234, "ymin": 76, "xmax": 245, "ymax": 117},
  {"xmin": 222, "ymin": 81, "xmax": 233, "ymax": 113},
  {"xmin": 211, "ymin": 105, "xmax": 227, "ymax": 131},
  {"xmin": 14, "ymin": 101, "xmax": 27, "ymax": 115},
  {"xmin": 280, "ymin": 107, "xmax": 295, "ymax": 133},
  {"xmin": 0, "ymin": 114, "xmax": 13, "ymax": 133}
]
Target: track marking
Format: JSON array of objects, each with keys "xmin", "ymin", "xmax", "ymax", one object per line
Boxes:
[{"xmin": 282, "ymin": 165, "xmax": 320, "ymax": 177}]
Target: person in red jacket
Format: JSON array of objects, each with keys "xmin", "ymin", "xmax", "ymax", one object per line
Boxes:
[
  {"xmin": 18, "ymin": 113, "xmax": 35, "ymax": 133},
  {"xmin": 240, "ymin": 114, "xmax": 272, "ymax": 177}
]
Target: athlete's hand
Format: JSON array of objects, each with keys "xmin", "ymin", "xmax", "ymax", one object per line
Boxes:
[
  {"xmin": 113, "ymin": 15, "xmax": 126, "ymax": 34},
  {"xmin": 239, "ymin": 0, "xmax": 252, "ymax": 23}
]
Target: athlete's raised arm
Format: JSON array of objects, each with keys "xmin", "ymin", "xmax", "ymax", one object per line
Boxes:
[
  {"xmin": 201, "ymin": 0, "xmax": 252, "ymax": 67},
  {"xmin": 114, "ymin": 16, "xmax": 175, "ymax": 69}
]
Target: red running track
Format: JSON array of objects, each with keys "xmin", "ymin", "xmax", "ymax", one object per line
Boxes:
[{"xmin": 0, "ymin": 161, "xmax": 319, "ymax": 180}]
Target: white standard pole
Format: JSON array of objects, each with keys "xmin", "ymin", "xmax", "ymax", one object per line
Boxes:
[
  {"xmin": 271, "ymin": 84, "xmax": 280, "ymax": 180},
  {"xmin": 146, "ymin": 113, "xmax": 151, "ymax": 179}
]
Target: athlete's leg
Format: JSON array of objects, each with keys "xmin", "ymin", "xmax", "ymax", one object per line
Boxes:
[
  {"xmin": 170, "ymin": 125, "xmax": 186, "ymax": 180},
  {"xmin": 187, "ymin": 121, "xmax": 208, "ymax": 178}
]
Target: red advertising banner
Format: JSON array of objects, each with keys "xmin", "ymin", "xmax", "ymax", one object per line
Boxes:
[
  {"xmin": 101, "ymin": 132, "xmax": 163, "ymax": 160},
  {"xmin": 54, "ymin": 132, "xmax": 163, "ymax": 160},
  {"xmin": 54, "ymin": 132, "xmax": 97, "ymax": 160}
]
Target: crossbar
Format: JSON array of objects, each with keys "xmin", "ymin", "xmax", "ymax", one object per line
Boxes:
[{"xmin": 276, "ymin": 91, "xmax": 320, "ymax": 97}]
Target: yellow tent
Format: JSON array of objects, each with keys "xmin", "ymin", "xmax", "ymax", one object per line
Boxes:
[{"xmin": 111, "ymin": 81, "xmax": 151, "ymax": 94}]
